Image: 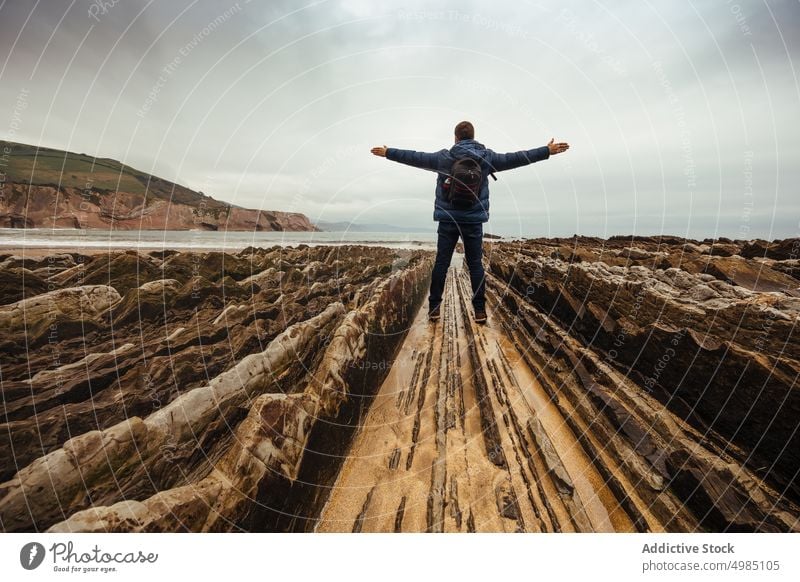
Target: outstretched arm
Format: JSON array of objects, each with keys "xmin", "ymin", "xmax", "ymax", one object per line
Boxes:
[
  {"xmin": 490, "ymin": 138, "xmax": 570, "ymax": 172},
  {"xmin": 370, "ymin": 145, "xmax": 439, "ymax": 171}
]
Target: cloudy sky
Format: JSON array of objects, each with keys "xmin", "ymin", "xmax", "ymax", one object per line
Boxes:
[{"xmin": 1, "ymin": 0, "xmax": 798, "ymax": 237}]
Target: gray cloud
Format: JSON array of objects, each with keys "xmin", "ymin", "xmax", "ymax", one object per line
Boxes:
[{"xmin": 1, "ymin": 0, "xmax": 798, "ymax": 237}]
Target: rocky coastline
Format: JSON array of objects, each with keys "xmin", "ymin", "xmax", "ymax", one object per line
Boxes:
[{"xmin": 0, "ymin": 236, "xmax": 798, "ymax": 532}]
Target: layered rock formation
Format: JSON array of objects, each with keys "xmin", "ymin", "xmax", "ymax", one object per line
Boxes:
[
  {"xmin": 318, "ymin": 264, "xmax": 647, "ymax": 532},
  {"xmin": 315, "ymin": 238, "xmax": 800, "ymax": 533},
  {"xmin": 0, "ymin": 245, "xmax": 432, "ymax": 531},
  {"xmin": 1, "ymin": 235, "xmax": 798, "ymax": 533},
  {"xmin": 0, "ymin": 141, "xmax": 317, "ymax": 231},
  {"xmin": 479, "ymin": 236, "xmax": 800, "ymax": 531}
]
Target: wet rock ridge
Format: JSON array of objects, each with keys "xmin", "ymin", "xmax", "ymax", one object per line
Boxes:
[{"xmin": 482, "ymin": 235, "xmax": 800, "ymax": 532}]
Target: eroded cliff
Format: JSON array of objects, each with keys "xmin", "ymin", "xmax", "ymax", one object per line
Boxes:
[{"xmin": 0, "ymin": 141, "xmax": 317, "ymax": 231}]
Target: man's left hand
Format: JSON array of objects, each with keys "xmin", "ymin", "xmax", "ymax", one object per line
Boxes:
[{"xmin": 371, "ymin": 145, "xmax": 388, "ymax": 157}]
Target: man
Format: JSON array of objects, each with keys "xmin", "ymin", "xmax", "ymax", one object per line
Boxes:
[{"xmin": 371, "ymin": 121, "xmax": 569, "ymax": 324}]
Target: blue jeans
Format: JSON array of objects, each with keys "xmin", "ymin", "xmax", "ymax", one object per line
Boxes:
[{"xmin": 429, "ymin": 221, "xmax": 485, "ymax": 311}]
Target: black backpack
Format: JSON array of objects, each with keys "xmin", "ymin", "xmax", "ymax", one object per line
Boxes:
[{"xmin": 443, "ymin": 157, "xmax": 497, "ymax": 209}]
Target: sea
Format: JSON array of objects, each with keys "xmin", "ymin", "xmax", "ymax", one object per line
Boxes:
[{"xmin": 0, "ymin": 228, "xmax": 441, "ymax": 251}]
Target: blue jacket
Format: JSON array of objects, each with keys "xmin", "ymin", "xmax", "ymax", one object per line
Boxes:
[{"xmin": 385, "ymin": 138, "xmax": 550, "ymax": 223}]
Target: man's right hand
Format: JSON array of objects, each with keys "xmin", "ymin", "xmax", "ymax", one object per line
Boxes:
[
  {"xmin": 370, "ymin": 145, "xmax": 388, "ymax": 157},
  {"xmin": 548, "ymin": 138, "xmax": 570, "ymax": 155}
]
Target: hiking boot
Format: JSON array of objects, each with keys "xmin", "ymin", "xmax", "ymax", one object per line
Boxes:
[
  {"xmin": 428, "ymin": 304, "xmax": 441, "ymax": 321},
  {"xmin": 474, "ymin": 307, "xmax": 487, "ymax": 324}
]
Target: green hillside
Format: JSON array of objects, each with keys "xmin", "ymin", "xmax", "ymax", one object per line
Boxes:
[{"xmin": 0, "ymin": 140, "xmax": 227, "ymax": 209}]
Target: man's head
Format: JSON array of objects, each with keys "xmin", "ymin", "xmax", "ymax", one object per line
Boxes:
[{"xmin": 454, "ymin": 121, "xmax": 474, "ymax": 142}]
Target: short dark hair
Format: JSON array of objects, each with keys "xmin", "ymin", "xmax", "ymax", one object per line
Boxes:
[{"xmin": 454, "ymin": 121, "xmax": 474, "ymax": 141}]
